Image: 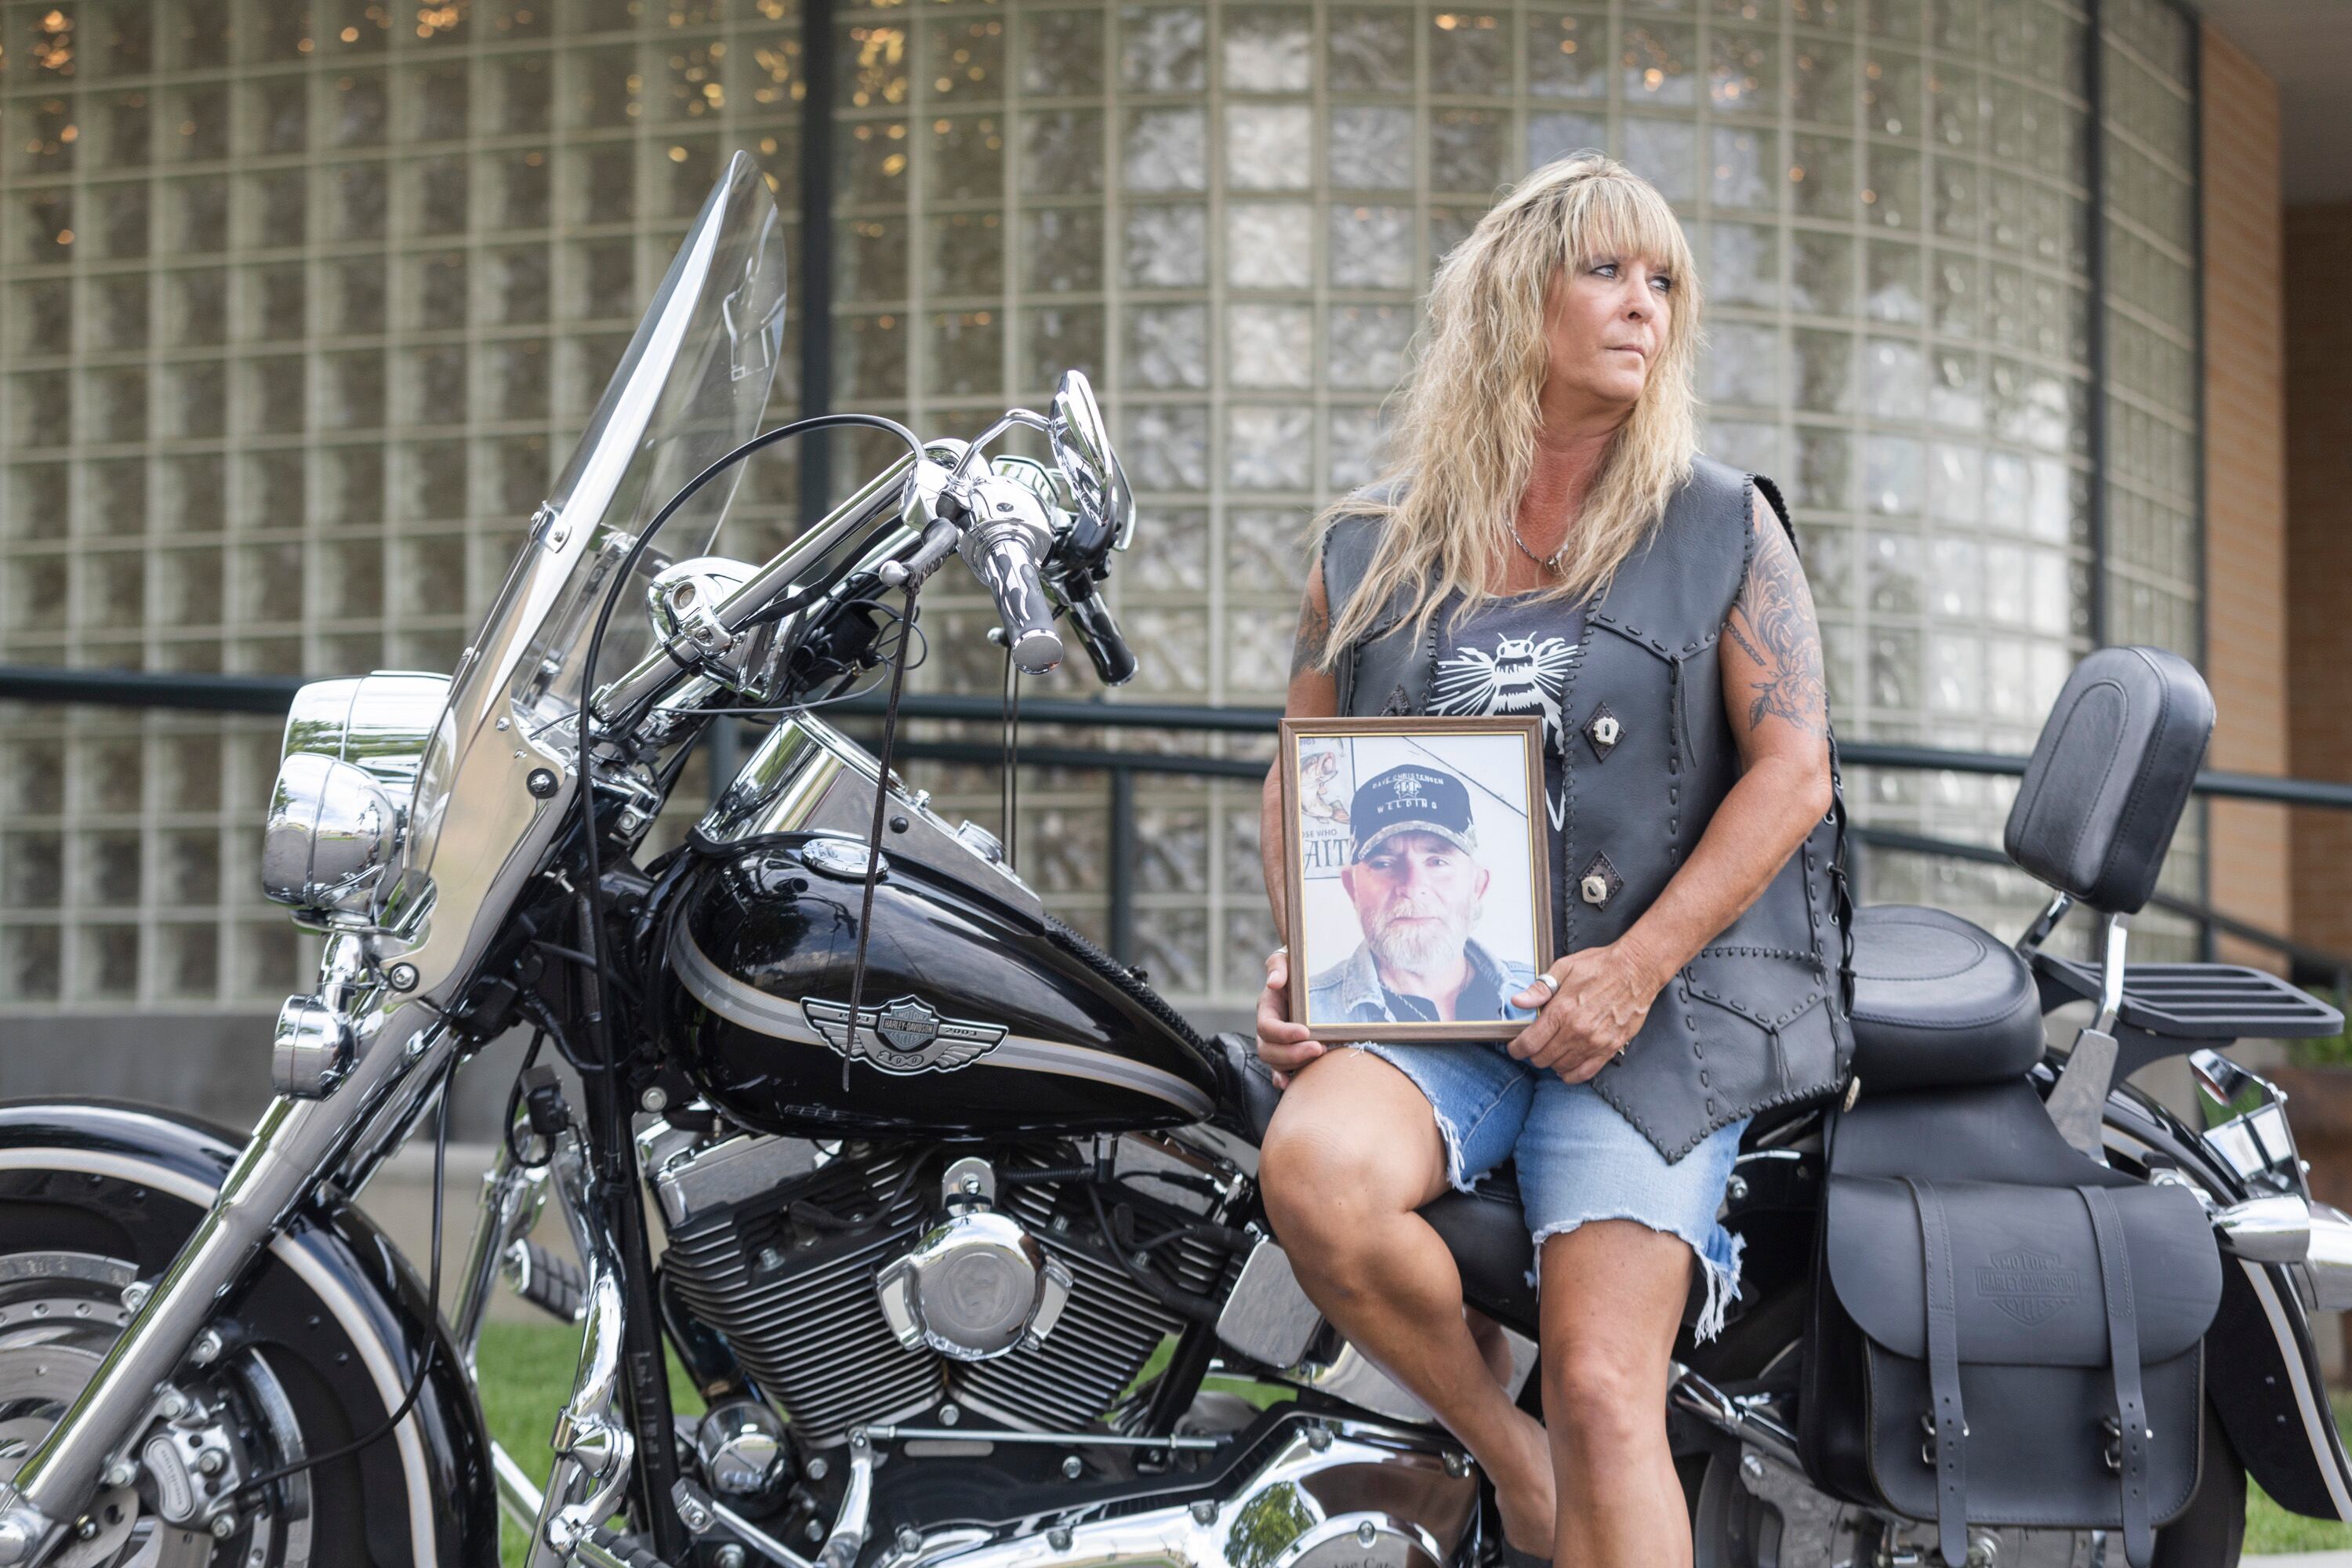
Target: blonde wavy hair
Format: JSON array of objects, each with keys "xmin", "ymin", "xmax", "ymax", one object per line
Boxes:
[{"xmin": 1314, "ymin": 152, "xmax": 1703, "ymax": 665}]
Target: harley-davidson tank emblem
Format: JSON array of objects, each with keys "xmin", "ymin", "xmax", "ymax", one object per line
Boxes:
[
  {"xmin": 1974, "ymin": 1247, "xmax": 2080, "ymax": 1326},
  {"xmin": 800, "ymin": 995, "xmax": 1009, "ymax": 1075}
]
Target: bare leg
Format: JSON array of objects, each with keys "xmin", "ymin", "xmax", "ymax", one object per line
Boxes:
[
  {"xmin": 1537, "ymin": 1219, "xmax": 1695, "ymax": 1568},
  {"xmin": 1259, "ymin": 1049, "xmax": 1555, "ymax": 1555},
  {"xmin": 1466, "ymin": 1308, "xmax": 1516, "ymax": 1388}
]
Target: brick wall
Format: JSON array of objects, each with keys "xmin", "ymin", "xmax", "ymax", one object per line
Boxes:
[
  {"xmin": 2200, "ymin": 28, "xmax": 2292, "ymax": 967},
  {"xmin": 2286, "ymin": 200, "xmax": 2352, "ymax": 961}
]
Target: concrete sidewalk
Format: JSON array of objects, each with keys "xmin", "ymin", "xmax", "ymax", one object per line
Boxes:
[{"xmin": 2249, "ymin": 1554, "xmax": 2352, "ymax": 1566}]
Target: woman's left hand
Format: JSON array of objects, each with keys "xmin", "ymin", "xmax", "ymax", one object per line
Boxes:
[{"xmin": 1508, "ymin": 942, "xmax": 1668, "ymax": 1083}]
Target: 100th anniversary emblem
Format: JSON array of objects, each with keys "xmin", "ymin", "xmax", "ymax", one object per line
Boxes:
[{"xmin": 801, "ymin": 995, "xmax": 1010, "ymax": 1075}]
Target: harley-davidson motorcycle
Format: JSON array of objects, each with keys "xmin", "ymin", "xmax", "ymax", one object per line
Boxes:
[{"xmin": 5, "ymin": 151, "xmax": 2352, "ymax": 1568}]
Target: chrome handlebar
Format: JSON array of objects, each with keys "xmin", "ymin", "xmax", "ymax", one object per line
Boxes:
[
  {"xmin": 590, "ymin": 405, "xmax": 1135, "ymax": 733},
  {"xmin": 956, "ymin": 474, "xmax": 1066, "ymax": 676}
]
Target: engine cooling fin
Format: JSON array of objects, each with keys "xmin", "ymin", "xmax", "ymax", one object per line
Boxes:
[
  {"xmin": 658, "ymin": 1138, "xmax": 1242, "ymax": 1446},
  {"xmin": 662, "ymin": 1145, "xmax": 941, "ymax": 1444}
]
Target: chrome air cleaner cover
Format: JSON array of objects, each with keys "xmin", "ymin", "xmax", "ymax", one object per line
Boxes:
[{"xmin": 876, "ymin": 1211, "xmax": 1074, "ymax": 1362}]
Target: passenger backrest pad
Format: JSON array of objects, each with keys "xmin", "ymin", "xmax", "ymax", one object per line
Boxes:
[{"xmin": 2002, "ymin": 645, "xmax": 2212, "ymax": 915}]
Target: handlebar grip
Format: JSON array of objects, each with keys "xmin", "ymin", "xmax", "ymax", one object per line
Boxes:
[
  {"xmin": 1059, "ymin": 576, "xmax": 1138, "ymax": 687},
  {"xmin": 964, "ymin": 528, "xmax": 1064, "ymax": 675}
]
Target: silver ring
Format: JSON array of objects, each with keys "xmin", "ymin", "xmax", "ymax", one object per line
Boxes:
[{"xmin": 1528, "ymin": 972, "xmax": 1560, "ymax": 997}]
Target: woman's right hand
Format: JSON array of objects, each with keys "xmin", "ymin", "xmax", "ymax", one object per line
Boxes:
[{"xmin": 1255, "ymin": 949, "xmax": 1325, "ymax": 1089}]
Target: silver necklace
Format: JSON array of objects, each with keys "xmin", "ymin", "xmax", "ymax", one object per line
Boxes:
[{"xmin": 1508, "ymin": 519, "xmax": 1568, "ymax": 572}]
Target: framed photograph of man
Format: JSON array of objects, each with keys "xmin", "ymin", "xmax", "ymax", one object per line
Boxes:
[{"xmin": 1278, "ymin": 716, "xmax": 1554, "ymax": 1042}]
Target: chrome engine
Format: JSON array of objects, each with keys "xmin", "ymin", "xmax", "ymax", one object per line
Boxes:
[{"xmin": 647, "ymin": 1127, "xmax": 1246, "ymax": 1446}]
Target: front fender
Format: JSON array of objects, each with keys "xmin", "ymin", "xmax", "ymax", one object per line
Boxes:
[
  {"xmin": 0, "ymin": 1099, "xmax": 499, "ymax": 1566},
  {"xmin": 2103, "ymin": 1081, "xmax": 2352, "ymax": 1521}
]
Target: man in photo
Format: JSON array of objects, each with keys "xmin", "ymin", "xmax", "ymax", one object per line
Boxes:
[{"xmin": 1305, "ymin": 763, "xmax": 1537, "ymax": 1025}]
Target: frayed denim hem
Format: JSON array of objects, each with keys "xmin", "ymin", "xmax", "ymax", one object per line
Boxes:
[
  {"xmin": 1344, "ymin": 1042, "xmax": 1482, "ymax": 1196},
  {"xmin": 1529, "ymin": 1214, "xmax": 1747, "ymax": 1344}
]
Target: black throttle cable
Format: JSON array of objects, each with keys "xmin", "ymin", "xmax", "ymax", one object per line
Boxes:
[
  {"xmin": 570, "ymin": 412, "xmax": 924, "ymax": 1106},
  {"xmin": 238, "ymin": 1058, "xmax": 456, "ymax": 1499},
  {"xmin": 1000, "ymin": 648, "xmax": 1022, "ymax": 864}
]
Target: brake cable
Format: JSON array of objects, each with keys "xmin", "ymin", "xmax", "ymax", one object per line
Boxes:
[{"xmin": 839, "ymin": 579, "xmax": 922, "ymax": 1093}]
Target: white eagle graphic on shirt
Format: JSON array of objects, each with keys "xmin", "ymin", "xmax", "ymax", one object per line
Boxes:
[{"xmin": 1429, "ymin": 633, "xmax": 1577, "ymax": 829}]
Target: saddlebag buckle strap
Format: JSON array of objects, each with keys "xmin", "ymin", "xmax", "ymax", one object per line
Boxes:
[
  {"xmin": 2079, "ymin": 1184, "xmax": 2154, "ymax": 1568},
  {"xmin": 1904, "ymin": 1176, "xmax": 1969, "ymax": 1568}
]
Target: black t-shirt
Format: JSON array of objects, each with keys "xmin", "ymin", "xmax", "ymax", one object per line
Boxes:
[{"xmin": 1425, "ymin": 590, "xmax": 1586, "ymax": 952}]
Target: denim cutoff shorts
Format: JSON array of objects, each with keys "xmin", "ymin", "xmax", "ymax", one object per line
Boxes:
[{"xmin": 1353, "ymin": 1038, "xmax": 1749, "ymax": 1341}]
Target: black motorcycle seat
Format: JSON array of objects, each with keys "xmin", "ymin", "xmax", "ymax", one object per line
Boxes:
[
  {"xmin": 1848, "ymin": 905, "xmax": 2045, "ymax": 1092},
  {"xmin": 1210, "ymin": 1032, "xmax": 1285, "ymax": 1143},
  {"xmin": 1419, "ymin": 1178, "xmax": 1541, "ymax": 1330}
]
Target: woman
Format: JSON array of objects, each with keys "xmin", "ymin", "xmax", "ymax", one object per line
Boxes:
[{"xmin": 1254, "ymin": 154, "xmax": 1847, "ymax": 1568}]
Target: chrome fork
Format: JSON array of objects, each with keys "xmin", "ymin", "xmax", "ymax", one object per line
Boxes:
[
  {"xmin": 526, "ymin": 1127, "xmax": 636, "ymax": 1568},
  {"xmin": 0, "ymin": 1000, "xmax": 454, "ymax": 1565}
]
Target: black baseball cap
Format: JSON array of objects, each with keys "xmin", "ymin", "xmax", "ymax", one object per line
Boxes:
[{"xmin": 1349, "ymin": 764, "xmax": 1477, "ymax": 862}]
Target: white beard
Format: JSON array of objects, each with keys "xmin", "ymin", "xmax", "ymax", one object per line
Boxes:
[{"xmin": 1367, "ymin": 898, "xmax": 1481, "ymax": 976}]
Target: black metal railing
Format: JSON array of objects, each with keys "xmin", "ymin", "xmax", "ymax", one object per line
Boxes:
[{"xmin": 6, "ymin": 664, "xmax": 2350, "ymax": 999}]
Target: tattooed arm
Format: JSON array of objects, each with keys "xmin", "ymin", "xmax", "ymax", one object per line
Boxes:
[
  {"xmin": 1722, "ymin": 495, "xmax": 1831, "ymax": 744},
  {"xmin": 1257, "ymin": 557, "xmax": 1341, "ymax": 1079},
  {"xmin": 1506, "ymin": 489, "xmax": 1835, "ymax": 1082}
]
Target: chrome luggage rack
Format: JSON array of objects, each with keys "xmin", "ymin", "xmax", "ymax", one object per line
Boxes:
[{"xmin": 2031, "ymin": 951, "xmax": 2343, "ymax": 1080}]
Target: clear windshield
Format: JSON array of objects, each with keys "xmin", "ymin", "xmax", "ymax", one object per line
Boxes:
[
  {"xmin": 397, "ymin": 154, "xmax": 786, "ymax": 907},
  {"xmin": 508, "ymin": 154, "xmax": 786, "ymax": 738}
]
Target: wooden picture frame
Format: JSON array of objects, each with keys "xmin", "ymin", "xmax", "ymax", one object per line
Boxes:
[{"xmin": 1278, "ymin": 715, "xmax": 1554, "ymax": 1042}]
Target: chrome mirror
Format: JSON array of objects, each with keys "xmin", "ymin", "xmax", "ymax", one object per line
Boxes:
[{"xmin": 1049, "ymin": 369, "xmax": 1134, "ymax": 553}]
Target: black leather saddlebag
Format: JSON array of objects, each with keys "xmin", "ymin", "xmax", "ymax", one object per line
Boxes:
[{"xmin": 1801, "ymin": 1137, "xmax": 2223, "ymax": 1566}]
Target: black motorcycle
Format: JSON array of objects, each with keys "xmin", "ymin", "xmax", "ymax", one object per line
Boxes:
[{"xmin": 2, "ymin": 154, "xmax": 2348, "ymax": 1568}]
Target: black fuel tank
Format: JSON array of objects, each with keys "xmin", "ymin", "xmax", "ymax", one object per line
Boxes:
[{"xmin": 657, "ymin": 833, "xmax": 1221, "ymax": 1138}]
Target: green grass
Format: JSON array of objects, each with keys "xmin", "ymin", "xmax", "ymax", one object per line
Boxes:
[
  {"xmin": 473, "ymin": 1323, "xmax": 1289, "ymax": 1566},
  {"xmin": 474, "ymin": 1322, "xmax": 706, "ymax": 1568},
  {"xmin": 480, "ymin": 1319, "xmax": 2352, "ymax": 1560}
]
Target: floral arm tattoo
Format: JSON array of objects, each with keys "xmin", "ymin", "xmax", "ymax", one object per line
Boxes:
[
  {"xmin": 1723, "ymin": 510, "xmax": 1829, "ymax": 738},
  {"xmin": 1291, "ymin": 591, "xmax": 1330, "ymax": 677}
]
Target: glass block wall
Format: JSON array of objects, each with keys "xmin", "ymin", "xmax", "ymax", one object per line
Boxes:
[
  {"xmin": 2096, "ymin": 0, "xmax": 2201, "ymax": 951},
  {"xmin": 846, "ymin": 0, "xmax": 2199, "ymax": 996},
  {"xmin": 0, "ymin": 0, "xmax": 806, "ymax": 1011},
  {"xmin": 0, "ymin": 0, "xmax": 2199, "ymax": 1018}
]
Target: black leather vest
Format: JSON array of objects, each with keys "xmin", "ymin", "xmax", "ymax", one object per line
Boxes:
[{"xmin": 1321, "ymin": 456, "xmax": 1853, "ymax": 1160}]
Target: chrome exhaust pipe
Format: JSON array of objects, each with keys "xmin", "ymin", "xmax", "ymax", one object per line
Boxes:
[
  {"xmin": 905, "ymin": 1414, "xmax": 1473, "ymax": 1568},
  {"xmin": 2301, "ymin": 1200, "xmax": 2352, "ymax": 1311},
  {"xmin": 2211, "ymin": 1194, "xmax": 2314, "ymax": 1265}
]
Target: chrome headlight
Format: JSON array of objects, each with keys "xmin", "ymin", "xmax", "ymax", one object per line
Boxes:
[
  {"xmin": 263, "ymin": 672, "xmax": 452, "ymax": 922},
  {"xmin": 263, "ymin": 753, "xmax": 398, "ymax": 916},
  {"xmin": 281, "ymin": 672, "xmax": 452, "ymax": 791}
]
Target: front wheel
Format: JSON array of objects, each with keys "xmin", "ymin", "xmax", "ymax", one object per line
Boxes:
[
  {"xmin": 0, "ymin": 1132, "xmax": 492, "ymax": 1566},
  {"xmin": 1690, "ymin": 1343, "xmax": 2246, "ymax": 1568}
]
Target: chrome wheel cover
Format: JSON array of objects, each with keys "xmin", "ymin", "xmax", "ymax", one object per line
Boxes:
[{"xmin": 0, "ymin": 1252, "xmax": 314, "ymax": 1568}]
